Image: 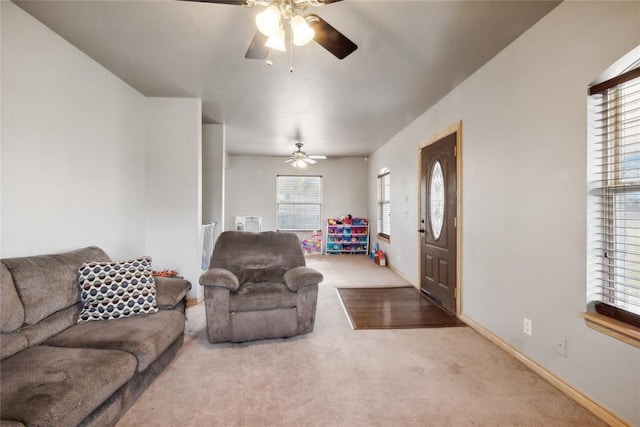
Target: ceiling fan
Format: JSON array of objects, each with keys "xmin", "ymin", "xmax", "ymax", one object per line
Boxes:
[
  {"xmin": 285, "ymin": 142, "xmax": 325, "ymax": 168},
  {"xmin": 180, "ymin": 0, "xmax": 357, "ymax": 60}
]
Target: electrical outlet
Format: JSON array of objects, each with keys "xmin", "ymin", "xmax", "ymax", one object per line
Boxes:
[
  {"xmin": 523, "ymin": 318, "xmax": 532, "ymax": 336},
  {"xmin": 556, "ymin": 338, "xmax": 567, "ymax": 357}
]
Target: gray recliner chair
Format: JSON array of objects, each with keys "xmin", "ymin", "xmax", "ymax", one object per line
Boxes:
[{"xmin": 199, "ymin": 231, "xmax": 323, "ymax": 343}]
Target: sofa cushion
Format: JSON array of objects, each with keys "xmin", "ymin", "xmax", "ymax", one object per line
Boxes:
[
  {"xmin": 210, "ymin": 231, "xmax": 306, "ymax": 271},
  {"xmin": 0, "ymin": 263, "xmax": 24, "ymax": 332},
  {"xmin": 77, "ymin": 256, "xmax": 158, "ymax": 322},
  {"xmin": 283, "ymin": 266, "xmax": 324, "ymax": 291},
  {"xmin": 233, "ymin": 267, "xmax": 288, "ymax": 285},
  {"xmin": 0, "ymin": 332, "xmax": 28, "ymax": 361},
  {"xmin": 0, "ymin": 420, "xmax": 25, "ymax": 426},
  {"xmin": 21, "ymin": 305, "xmax": 79, "ymax": 347},
  {"xmin": 154, "ymin": 276, "xmax": 191, "ymax": 310},
  {"xmin": 0, "ymin": 345, "xmax": 136, "ymax": 427},
  {"xmin": 230, "ymin": 282, "xmax": 297, "ymax": 312},
  {"xmin": 45, "ymin": 310, "xmax": 185, "ymax": 373},
  {"xmin": 199, "ymin": 268, "xmax": 240, "ymax": 291},
  {"xmin": 2, "ymin": 247, "xmax": 110, "ymax": 326}
]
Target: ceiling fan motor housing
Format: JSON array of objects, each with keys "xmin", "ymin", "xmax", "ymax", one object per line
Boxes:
[{"xmin": 183, "ymin": 0, "xmax": 357, "ymax": 60}]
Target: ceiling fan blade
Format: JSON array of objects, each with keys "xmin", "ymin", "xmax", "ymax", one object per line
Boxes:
[
  {"xmin": 303, "ymin": 157, "xmax": 317, "ymax": 164},
  {"xmin": 284, "ymin": 158, "xmax": 294, "ymax": 163},
  {"xmin": 177, "ymin": 0, "xmax": 247, "ymax": 5},
  {"xmin": 308, "ymin": 15, "xmax": 357, "ymax": 60},
  {"xmin": 245, "ymin": 31, "xmax": 269, "ymax": 60}
]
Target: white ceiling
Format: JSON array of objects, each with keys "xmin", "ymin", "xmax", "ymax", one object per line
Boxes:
[{"xmin": 14, "ymin": 0, "xmax": 560, "ymax": 157}]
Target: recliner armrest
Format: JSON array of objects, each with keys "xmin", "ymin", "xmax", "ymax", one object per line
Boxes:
[
  {"xmin": 283, "ymin": 266, "xmax": 323, "ymax": 291},
  {"xmin": 199, "ymin": 268, "xmax": 240, "ymax": 291},
  {"xmin": 154, "ymin": 277, "xmax": 191, "ymax": 310}
]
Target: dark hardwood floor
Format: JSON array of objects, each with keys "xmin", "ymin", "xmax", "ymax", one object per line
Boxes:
[{"xmin": 336, "ymin": 287, "xmax": 466, "ymax": 329}]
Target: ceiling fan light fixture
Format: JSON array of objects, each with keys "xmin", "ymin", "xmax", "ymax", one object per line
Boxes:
[
  {"xmin": 291, "ymin": 15, "xmax": 315, "ymax": 46},
  {"xmin": 285, "ymin": 142, "xmax": 323, "ymax": 168},
  {"xmin": 265, "ymin": 27, "xmax": 286, "ymax": 52},
  {"xmin": 291, "ymin": 158, "xmax": 308, "ymax": 169},
  {"xmin": 256, "ymin": 5, "xmax": 281, "ymax": 37}
]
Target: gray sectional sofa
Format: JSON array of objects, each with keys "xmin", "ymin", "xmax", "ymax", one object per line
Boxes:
[{"xmin": 0, "ymin": 246, "xmax": 191, "ymax": 427}]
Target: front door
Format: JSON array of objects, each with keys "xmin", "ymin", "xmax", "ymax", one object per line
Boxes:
[{"xmin": 420, "ymin": 131, "xmax": 457, "ymax": 314}]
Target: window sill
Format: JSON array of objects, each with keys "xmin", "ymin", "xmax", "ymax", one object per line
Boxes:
[
  {"xmin": 581, "ymin": 312, "xmax": 640, "ymax": 348},
  {"xmin": 377, "ymin": 233, "xmax": 390, "ymax": 243}
]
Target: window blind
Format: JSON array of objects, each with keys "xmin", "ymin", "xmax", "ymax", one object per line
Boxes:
[
  {"xmin": 276, "ymin": 175, "xmax": 322, "ymax": 231},
  {"xmin": 590, "ymin": 68, "xmax": 640, "ymax": 316},
  {"xmin": 377, "ymin": 172, "xmax": 390, "ymax": 237}
]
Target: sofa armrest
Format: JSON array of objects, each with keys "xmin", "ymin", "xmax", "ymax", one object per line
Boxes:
[
  {"xmin": 154, "ymin": 277, "xmax": 191, "ymax": 310},
  {"xmin": 283, "ymin": 266, "xmax": 323, "ymax": 292},
  {"xmin": 199, "ymin": 268, "xmax": 240, "ymax": 292}
]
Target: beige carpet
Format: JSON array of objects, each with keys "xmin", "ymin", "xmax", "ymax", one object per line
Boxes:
[{"xmin": 117, "ymin": 255, "xmax": 604, "ymax": 426}]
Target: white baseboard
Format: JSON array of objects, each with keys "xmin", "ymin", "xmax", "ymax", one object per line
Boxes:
[
  {"xmin": 186, "ymin": 295, "xmax": 203, "ymax": 307},
  {"xmin": 387, "ymin": 263, "xmax": 416, "ymax": 287},
  {"xmin": 460, "ymin": 314, "xmax": 630, "ymax": 427}
]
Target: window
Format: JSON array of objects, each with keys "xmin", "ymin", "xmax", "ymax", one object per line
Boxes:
[
  {"xmin": 276, "ymin": 175, "xmax": 322, "ymax": 231},
  {"xmin": 377, "ymin": 169, "xmax": 390, "ymax": 239},
  {"xmin": 588, "ymin": 67, "xmax": 640, "ymax": 325}
]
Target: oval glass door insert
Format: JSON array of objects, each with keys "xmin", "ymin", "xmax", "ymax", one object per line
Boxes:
[{"xmin": 430, "ymin": 161, "xmax": 445, "ymax": 240}]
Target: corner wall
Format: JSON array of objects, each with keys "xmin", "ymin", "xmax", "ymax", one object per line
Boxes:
[
  {"xmin": 1, "ymin": 1, "xmax": 147, "ymax": 259},
  {"xmin": 203, "ymin": 124, "xmax": 225, "ymax": 244},
  {"xmin": 145, "ymin": 98, "xmax": 203, "ymax": 299},
  {"xmin": 2, "ymin": 3, "xmax": 205, "ymax": 302},
  {"xmin": 369, "ymin": 2, "xmax": 640, "ymax": 424}
]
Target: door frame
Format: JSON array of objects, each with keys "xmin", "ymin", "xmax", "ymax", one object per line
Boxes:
[{"xmin": 417, "ymin": 121, "xmax": 462, "ymax": 316}]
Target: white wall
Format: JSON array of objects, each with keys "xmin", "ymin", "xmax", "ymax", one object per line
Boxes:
[
  {"xmin": 2, "ymin": 3, "xmax": 205, "ymax": 301},
  {"xmin": 225, "ymin": 156, "xmax": 368, "ymax": 233},
  {"xmin": 1, "ymin": 1, "xmax": 147, "ymax": 259},
  {"xmin": 202, "ymin": 124, "xmax": 225, "ymax": 244},
  {"xmin": 368, "ymin": 2, "xmax": 640, "ymax": 424},
  {"xmin": 368, "ymin": 143, "xmax": 420, "ymax": 273},
  {"xmin": 146, "ymin": 98, "xmax": 203, "ymax": 299}
]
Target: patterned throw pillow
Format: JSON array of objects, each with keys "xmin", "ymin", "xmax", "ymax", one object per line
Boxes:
[{"xmin": 77, "ymin": 256, "xmax": 158, "ymax": 322}]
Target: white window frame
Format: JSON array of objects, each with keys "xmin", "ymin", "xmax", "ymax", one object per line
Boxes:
[
  {"xmin": 588, "ymin": 67, "xmax": 640, "ymax": 319},
  {"xmin": 276, "ymin": 175, "xmax": 322, "ymax": 231},
  {"xmin": 377, "ymin": 169, "xmax": 391, "ymax": 239}
]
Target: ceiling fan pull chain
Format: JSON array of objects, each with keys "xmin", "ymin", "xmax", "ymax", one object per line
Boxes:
[
  {"xmin": 289, "ymin": 23, "xmax": 294, "ymax": 73},
  {"xmin": 266, "ymin": 49, "xmax": 273, "ymax": 66}
]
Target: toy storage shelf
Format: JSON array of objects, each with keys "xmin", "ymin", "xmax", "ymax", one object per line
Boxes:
[{"xmin": 325, "ymin": 223, "xmax": 369, "ymax": 255}]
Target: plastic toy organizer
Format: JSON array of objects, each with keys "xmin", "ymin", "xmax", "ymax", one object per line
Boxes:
[{"xmin": 326, "ymin": 223, "xmax": 369, "ymax": 254}]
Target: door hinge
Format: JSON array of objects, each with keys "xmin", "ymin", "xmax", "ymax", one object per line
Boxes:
[
  {"xmin": 454, "ymin": 145, "xmax": 457, "ymax": 157},
  {"xmin": 454, "ymin": 217, "xmax": 457, "ymax": 227}
]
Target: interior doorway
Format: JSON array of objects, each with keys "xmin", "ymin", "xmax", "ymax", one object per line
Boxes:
[{"xmin": 418, "ymin": 122, "xmax": 462, "ymax": 316}]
